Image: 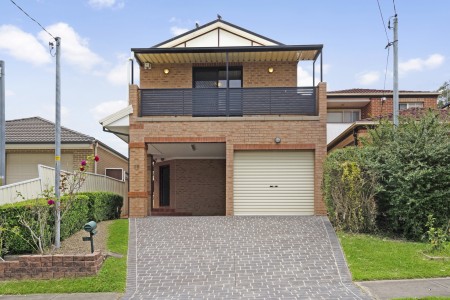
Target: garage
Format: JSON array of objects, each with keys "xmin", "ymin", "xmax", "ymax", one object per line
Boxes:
[
  {"xmin": 233, "ymin": 151, "xmax": 314, "ymax": 215},
  {"xmin": 6, "ymin": 153, "xmax": 73, "ymax": 184}
]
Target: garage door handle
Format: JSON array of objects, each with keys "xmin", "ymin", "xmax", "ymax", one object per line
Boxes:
[
  {"xmin": 274, "ymin": 185, "xmax": 278, "ymax": 188},
  {"xmin": 270, "ymin": 185, "xmax": 273, "ymax": 188},
  {"xmin": 269, "ymin": 185, "xmax": 279, "ymax": 188}
]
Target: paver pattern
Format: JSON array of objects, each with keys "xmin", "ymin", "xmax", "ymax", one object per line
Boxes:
[{"xmin": 123, "ymin": 216, "xmax": 370, "ymax": 299}]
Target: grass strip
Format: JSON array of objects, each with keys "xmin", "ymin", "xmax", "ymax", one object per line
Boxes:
[
  {"xmin": 339, "ymin": 232, "xmax": 450, "ymax": 281},
  {"xmin": 0, "ymin": 219, "xmax": 129, "ymax": 294}
]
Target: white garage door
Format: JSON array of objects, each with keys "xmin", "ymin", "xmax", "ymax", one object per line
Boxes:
[
  {"xmin": 233, "ymin": 151, "xmax": 314, "ymax": 215},
  {"xmin": 6, "ymin": 153, "xmax": 73, "ymax": 184}
]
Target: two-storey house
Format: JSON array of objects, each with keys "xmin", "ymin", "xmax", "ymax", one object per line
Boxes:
[{"xmin": 102, "ymin": 19, "xmax": 326, "ymax": 217}]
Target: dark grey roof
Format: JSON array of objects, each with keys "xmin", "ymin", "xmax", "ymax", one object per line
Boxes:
[{"xmin": 6, "ymin": 117, "xmax": 95, "ymax": 144}]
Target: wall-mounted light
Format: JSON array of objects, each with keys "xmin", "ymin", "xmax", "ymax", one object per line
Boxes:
[
  {"xmin": 163, "ymin": 68, "xmax": 170, "ymax": 74},
  {"xmin": 144, "ymin": 62, "xmax": 151, "ymax": 70},
  {"xmin": 268, "ymin": 67, "xmax": 274, "ymax": 73},
  {"xmin": 274, "ymin": 137, "xmax": 281, "ymax": 144},
  {"xmin": 190, "ymin": 144, "xmax": 196, "ymax": 151}
]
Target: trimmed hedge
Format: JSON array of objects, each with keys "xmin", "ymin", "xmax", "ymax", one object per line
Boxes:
[{"xmin": 0, "ymin": 192, "xmax": 123, "ymax": 255}]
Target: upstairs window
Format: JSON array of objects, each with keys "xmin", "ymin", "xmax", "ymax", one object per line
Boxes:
[
  {"xmin": 193, "ymin": 67, "xmax": 242, "ymax": 88},
  {"xmin": 399, "ymin": 102, "xmax": 423, "ymax": 110},
  {"xmin": 327, "ymin": 109, "xmax": 361, "ymax": 123}
]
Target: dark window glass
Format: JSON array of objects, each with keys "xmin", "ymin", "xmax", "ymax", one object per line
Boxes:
[{"xmin": 193, "ymin": 67, "xmax": 242, "ymax": 88}]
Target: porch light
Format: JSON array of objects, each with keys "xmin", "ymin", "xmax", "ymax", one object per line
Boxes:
[
  {"xmin": 191, "ymin": 144, "xmax": 196, "ymax": 151},
  {"xmin": 163, "ymin": 68, "xmax": 170, "ymax": 74},
  {"xmin": 274, "ymin": 137, "xmax": 281, "ymax": 144},
  {"xmin": 268, "ymin": 67, "xmax": 274, "ymax": 73}
]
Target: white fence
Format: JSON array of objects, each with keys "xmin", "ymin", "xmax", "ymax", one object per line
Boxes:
[{"xmin": 0, "ymin": 165, "xmax": 128, "ymax": 210}]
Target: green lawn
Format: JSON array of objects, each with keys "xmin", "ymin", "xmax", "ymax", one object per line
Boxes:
[
  {"xmin": 394, "ymin": 298, "xmax": 450, "ymax": 300},
  {"xmin": 338, "ymin": 233, "xmax": 450, "ymax": 281},
  {"xmin": 0, "ymin": 219, "xmax": 129, "ymax": 294}
]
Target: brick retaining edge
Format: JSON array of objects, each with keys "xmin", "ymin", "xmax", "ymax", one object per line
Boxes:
[{"xmin": 0, "ymin": 251, "xmax": 104, "ymax": 280}]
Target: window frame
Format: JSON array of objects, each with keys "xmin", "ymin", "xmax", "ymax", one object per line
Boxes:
[
  {"xmin": 327, "ymin": 109, "xmax": 361, "ymax": 123},
  {"xmin": 105, "ymin": 168, "xmax": 124, "ymax": 181},
  {"xmin": 192, "ymin": 66, "xmax": 243, "ymax": 89},
  {"xmin": 399, "ymin": 102, "xmax": 424, "ymax": 110}
]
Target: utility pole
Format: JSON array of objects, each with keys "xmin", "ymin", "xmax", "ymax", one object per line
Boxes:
[
  {"xmin": 393, "ymin": 16, "xmax": 399, "ymax": 126},
  {"xmin": 0, "ymin": 61, "xmax": 5, "ymax": 186},
  {"xmin": 54, "ymin": 37, "xmax": 62, "ymax": 248}
]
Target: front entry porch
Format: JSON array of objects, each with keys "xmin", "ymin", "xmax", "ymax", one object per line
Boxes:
[{"xmin": 147, "ymin": 142, "xmax": 226, "ymax": 216}]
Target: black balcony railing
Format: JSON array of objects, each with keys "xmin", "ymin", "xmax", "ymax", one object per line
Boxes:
[{"xmin": 140, "ymin": 87, "xmax": 317, "ymax": 117}]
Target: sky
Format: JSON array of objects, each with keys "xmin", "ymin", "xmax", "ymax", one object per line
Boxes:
[{"xmin": 1, "ymin": 0, "xmax": 449, "ymax": 156}]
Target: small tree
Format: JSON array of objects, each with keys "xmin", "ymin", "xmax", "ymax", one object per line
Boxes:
[
  {"xmin": 437, "ymin": 81, "xmax": 449, "ymax": 108},
  {"xmin": 363, "ymin": 111, "xmax": 450, "ymax": 239},
  {"xmin": 323, "ymin": 147, "xmax": 379, "ymax": 233},
  {"xmin": 54, "ymin": 155, "xmax": 99, "ymax": 248}
]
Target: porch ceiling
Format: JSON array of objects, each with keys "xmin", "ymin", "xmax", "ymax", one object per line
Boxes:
[
  {"xmin": 327, "ymin": 98, "xmax": 370, "ymax": 108},
  {"xmin": 133, "ymin": 45, "xmax": 322, "ymax": 65},
  {"xmin": 148, "ymin": 143, "xmax": 226, "ymax": 160}
]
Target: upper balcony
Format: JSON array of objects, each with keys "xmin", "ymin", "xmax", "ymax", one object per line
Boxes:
[{"xmin": 139, "ymin": 86, "xmax": 317, "ymax": 117}]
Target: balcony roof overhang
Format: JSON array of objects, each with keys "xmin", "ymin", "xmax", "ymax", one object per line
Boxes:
[{"xmin": 132, "ymin": 45, "xmax": 323, "ymax": 65}]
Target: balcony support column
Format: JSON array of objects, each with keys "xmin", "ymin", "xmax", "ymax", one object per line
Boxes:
[{"xmin": 226, "ymin": 51, "xmax": 229, "ymax": 116}]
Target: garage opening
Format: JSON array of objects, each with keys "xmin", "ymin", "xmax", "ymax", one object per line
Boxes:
[{"xmin": 233, "ymin": 150, "xmax": 314, "ymax": 215}]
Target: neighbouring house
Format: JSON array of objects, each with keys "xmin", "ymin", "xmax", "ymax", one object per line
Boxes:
[
  {"xmin": 101, "ymin": 18, "xmax": 326, "ymax": 217},
  {"xmin": 5, "ymin": 116, "xmax": 128, "ymax": 184},
  {"xmin": 327, "ymin": 88, "xmax": 440, "ymax": 151}
]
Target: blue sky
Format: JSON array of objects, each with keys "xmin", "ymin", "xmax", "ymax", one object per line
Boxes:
[{"xmin": 1, "ymin": 0, "xmax": 449, "ymax": 156}]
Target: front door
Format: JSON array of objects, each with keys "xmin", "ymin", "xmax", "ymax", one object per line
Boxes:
[{"xmin": 159, "ymin": 165, "xmax": 170, "ymax": 206}]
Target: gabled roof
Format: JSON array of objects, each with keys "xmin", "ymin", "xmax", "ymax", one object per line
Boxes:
[
  {"xmin": 328, "ymin": 88, "xmax": 440, "ymax": 97},
  {"xmin": 132, "ymin": 18, "xmax": 323, "ymax": 65},
  {"xmin": 6, "ymin": 116, "xmax": 95, "ymax": 144},
  {"xmin": 153, "ymin": 19, "xmax": 283, "ymax": 48}
]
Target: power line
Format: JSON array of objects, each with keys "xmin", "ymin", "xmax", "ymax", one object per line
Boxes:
[
  {"xmin": 392, "ymin": 0, "xmax": 397, "ymax": 16},
  {"xmin": 9, "ymin": 0, "xmax": 55, "ymax": 40},
  {"xmin": 376, "ymin": 0, "xmax": 390, "ymax": 44}
]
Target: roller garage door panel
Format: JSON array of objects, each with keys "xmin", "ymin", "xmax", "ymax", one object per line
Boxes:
[{"xmin": 233, "ymin": 151, "xmax": 314, "ymax": 215}]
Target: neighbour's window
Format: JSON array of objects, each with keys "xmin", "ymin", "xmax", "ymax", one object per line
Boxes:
[
  {"xmin": 193, "ymin": 67, "xmax": 242, "ymax": 88},
  {"xmin": 327, "ymin": 110, "xmax": 361, "ymax": 123},
  {"xmin": 105, "ymin": 168, "xmax": 124, "ymax": 181},
  {"xmin": 399, "ymin": 102, "xmax": 424, "ymax": 110}
]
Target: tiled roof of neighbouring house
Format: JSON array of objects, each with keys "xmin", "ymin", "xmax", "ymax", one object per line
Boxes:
[
  {"xmin": 328, "ymin": 88, "xmax": 439, "ymax": 95},
  {"xmin": 6, "ymin": 116, "xmax": 95, "ymax": 144}
]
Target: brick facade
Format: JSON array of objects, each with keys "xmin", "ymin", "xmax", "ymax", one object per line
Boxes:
[
  {"xmin": 0, "ymin": 251, "xmax": 104, "ymax": 280},
  {"xmin": 96, "ymin": 145, "xmax": 128, "ymax": 179},
  {"xmin": 128, "ymin": 80, "xmax": 327, "ymax": 217},
  {"xmin": 361, "ymin": 97, "xmax": 437, "ymax": 119},
  {"xmin": 152, "ymin": 159, "xmax": 226, "ymax": 216}
]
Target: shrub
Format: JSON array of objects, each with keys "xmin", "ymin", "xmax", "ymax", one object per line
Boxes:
[
  {"xmin": 363, "ymin": 111, "xmax": 450, "ymax": 240},
  {"xmin": 323, "ymin": 147, "xmax": 379, "ymax": 233},
  {"xmin": 79, "ymin": 192, "xmax": 123, "ymax": 222},
  {"xmin": 0, "ymin": 192, "xmax": 122, "ymax": 255}
]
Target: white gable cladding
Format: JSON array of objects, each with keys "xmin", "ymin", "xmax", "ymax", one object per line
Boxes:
[{"xmin": 158, "ymin": 22, "xmax": 278, "ymax": 48}]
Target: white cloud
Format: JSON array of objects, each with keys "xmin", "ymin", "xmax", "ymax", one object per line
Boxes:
[
  {"xmin": 399, "ymin": 54, "xmax": 445, "ymax": 74},
  {"xmin": 106, "ymin": 54, "xmax": 139, "ymax": 86},
  {"xmin": 0, "ymin": 25, "xmax": 51, "ymax": 66},
  {"xmin": 170, "ymin": 26, "xmax": 189, "ymax": 36},
  {"xmin": 90, "ymin": 100, "xmax": 128, "ymax": 121},
  {"xmin": 38, "ymin": 23, "xmax": 105, "ymax": 71},
  {"xmin": 39, "ymin": 105, "xmax": 70, "ymax": 124},
  {"xmin": 6, "ymin": 90, "xmax": 15, "ymax": 97},
  {"xmin": 356, "ymin": 71, "xmax": 380, "ymax": 85},
  {"xmin": 297, "ymin": 64, "xmax": 329, "ymax": 86},
  {"xmin": 88, "ymin": 0, "xmax": 124, "ymax": 9}
]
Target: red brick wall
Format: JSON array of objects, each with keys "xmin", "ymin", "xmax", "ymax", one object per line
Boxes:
[
  {"xmin": 0, "ymin": 251, "xmax": 104, "ymax": 280},
  {"xmin": 152, "ymin": 159, "xmax": 226, "ymax": 216},
  {"xmin": 361, "ymin": 97, "xmax": 437, "ymax": 119}
]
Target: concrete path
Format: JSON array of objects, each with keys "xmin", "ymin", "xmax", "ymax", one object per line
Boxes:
[
  {"xmin": 357, "ymin": 277, "xmax": 450, "ymax": 299},
  {"xmin": 123, "ymin": 216, "xmax": 369, "ymax": 299}
]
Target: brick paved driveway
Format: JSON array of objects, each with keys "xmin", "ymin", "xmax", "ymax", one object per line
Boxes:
[{"xmin": 123, "ymin": 216, "xmax": 370, "ymax": 299}]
